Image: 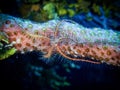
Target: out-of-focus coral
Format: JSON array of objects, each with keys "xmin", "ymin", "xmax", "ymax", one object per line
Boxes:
[
  {"xmin": 22, "ymin": 55, "xmax": 81, "ymax": 90},
  {"xmin": 76, "ymin": 0, "xmax": 90, "ymax": 13},
  {"xmin": 19, "ymin": 0, "xmax": 120, "ymax": 22},
  {"xmin": 0, "ymin": 47, "xmax": 16, "ymax": 60},
  {"xmin": 26, "ymin": 62, "xmax": 74, "ymax": 90},
  {"xmin": 0, "ymin": 0, "xmax": 119, "ymax": 22},
  {"xmin": 0, "ymin": 32, "xmax": 16, "ymax": 60},
  {"xmin": 0, "ymin": 32, "xmax": 9, "ymax": 44},
  {"xmin": 92, "ymin": 3, "xmax": 101, "ymax": 15},
  {"xmin": 43, "ymin": 3, "xmax": 58, "ymax": 19},
  {"xmin": 19, "ymin": 0, "xmax": 91, "ymax": 21}
]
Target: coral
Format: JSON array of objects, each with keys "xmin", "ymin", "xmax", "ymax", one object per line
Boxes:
[
  {"xmin": 0, "ymin": 14, "xmax": 120, "ymax": 66},
  {"xmin": 18, "ymin": 0, "xmax": 120, "ymax": 22},
  {"xmin": 43, "ymin": 3, "xmax": 58, "ymax": 19},
  {"xmin": 67, "ymin": 9, "xmax": 76, "ymax": 17},
  {"xmin": 0, "ymin": 32, "xmax": 9, "ymax": 44},
  {"xmin": 18, "ymin": 0, "xmax": 91, "ymax": 21},
  {"xmin": 27, "ymin": 64, "xmax": 70, "ymax": 90},
  {"xmin": 0, "ymin": 47, "xmax": 16, "ymax": 60},
  {"xmin": 0, "ymin": 0, "xmax": 119, "ymax": 22},
  {"xmin": 58, "ymin": 8, "xmax": 67, "ymax": 16},
  {"xmin": 92, "ymin": 3, "xmax": 101, "ymax": 15},
  {"xmin": 76, "ymin": 0, "xmax": 90, "ymax": 13},
  {"xmin": 0, "ymin": 31, "xmax": 16, "ymax": 60}
]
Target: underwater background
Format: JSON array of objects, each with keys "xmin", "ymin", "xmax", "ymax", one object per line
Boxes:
[{"xmin": 0, "ymin": 0, "xmax": 120, "ymax": 90}]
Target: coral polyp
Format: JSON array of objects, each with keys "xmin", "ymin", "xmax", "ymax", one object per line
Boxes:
[{"xmin": 0, "ymin": 14, "xmax": 120, "ymax": 66}]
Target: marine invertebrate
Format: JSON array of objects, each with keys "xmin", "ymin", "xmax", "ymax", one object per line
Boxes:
[
  {"xmin": 0, "ymin": 31, "xmax": 16, "ymax": 60},
  {"xmin": 0, "ymin": 14, "xmax": 120, "ymax": 66},
  {"xmin": 43, "ymin": 2, "xmax": 58, "ymax": 19}
]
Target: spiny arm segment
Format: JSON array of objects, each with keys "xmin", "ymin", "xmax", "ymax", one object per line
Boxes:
[{"xmin": 55, "ymin": 20, "xmax": 120, "ymax": 66}]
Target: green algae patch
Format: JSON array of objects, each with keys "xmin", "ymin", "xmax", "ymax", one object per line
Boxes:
[{"xmin": 0, "ymin": 48, "xmax": 16, "ymax": 60}]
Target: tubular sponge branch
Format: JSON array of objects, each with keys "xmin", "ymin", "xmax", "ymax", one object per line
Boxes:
[{"xmin": 0, "ymin": 14, "xmax": 120, "ymax": 66}]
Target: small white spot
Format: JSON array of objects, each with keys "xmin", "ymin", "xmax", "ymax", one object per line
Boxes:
[
  {"xmin": 82, "ymin": 55, "xmax": 85, "ymax": 57},
  {"xmin": 74, "ymin": 50, "xmax": 78, "ymax": 54},
  {"xmin": 21, "ymin": 51, "xmax": 24, "ymax": 54},
  {"xmin": 70, "ymin": 46, "xmax": 78, "ymax": 54},
  {"xmin": 5, "ymin": 43, "xmax": 13, "ymax": 47},
  {"xmin": 12, "ymin": 41, "xmax": 16, "ymax": 44},
  {"xmin": 30, "ymin": 49, "xmax": 33, "ymax": 52},
  {"xmin": 33, "ymin": 44, "xmax": 37, "ymax": 47},
  {"xmin": 16, "ymin": 38, "xmax": 21, "ymax": 43},
  {"xmin": 106, "ymin": 62, "xmax": 110, "ymax": 65},
  {"xmin": 74, "ymin": 55, "xmax": 78, "ymax": 57},
  {"xmin": 91, "ymin": 57, "xmax": 94, "ymax": 60},
  {"xmin": 101, "ymin": 60, "xmax": 105, "ymax": 63},
  {"xmin": 66, "ymin": 51, "xmax": 70, "ymax": 54}
]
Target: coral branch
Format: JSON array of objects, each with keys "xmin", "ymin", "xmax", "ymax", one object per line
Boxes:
[{"xmin": 0, "ymin": 14, "xmax": 120, "ymax": 66}]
